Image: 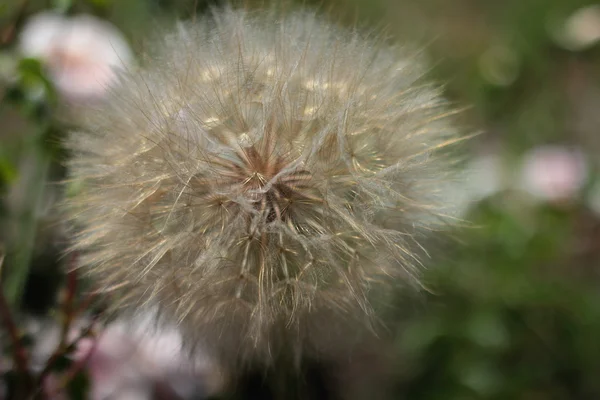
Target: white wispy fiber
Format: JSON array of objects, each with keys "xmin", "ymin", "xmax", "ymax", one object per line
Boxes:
[{"xmin": 65, "ymin": 8, "xmax": 464, "ymax": 367}]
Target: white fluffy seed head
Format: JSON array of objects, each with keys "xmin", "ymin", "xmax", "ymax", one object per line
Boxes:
[{"xmin": 65, "ymin": 8, "xmax": 464, "ymax": 366}]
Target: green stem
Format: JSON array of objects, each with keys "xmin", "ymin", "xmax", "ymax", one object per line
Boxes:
[{"xmin": 2, "ymin": 130, "xmax": 51, "ymax": 306}]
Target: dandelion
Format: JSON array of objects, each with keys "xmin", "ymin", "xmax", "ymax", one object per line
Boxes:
[{"xmin": 64, "ymin": 8, "xmax": 463, "ymax": 369}]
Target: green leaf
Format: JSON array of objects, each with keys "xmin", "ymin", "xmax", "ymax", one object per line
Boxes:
[
  {"xmin": 0, "ymin": 157, "xmax": 17, "ymax": 184},
  {"xmin": 52, "ymin": 0, "xmax": 72, "ymax": 12},
  {"xmin": 17, "ymin": 58, "xmax": 43, "ymax": 76}
]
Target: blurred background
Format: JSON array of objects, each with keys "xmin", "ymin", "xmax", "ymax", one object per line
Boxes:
[{"xmin": 1, "ymin": 0, "xmax": 600, "ymax": 399}]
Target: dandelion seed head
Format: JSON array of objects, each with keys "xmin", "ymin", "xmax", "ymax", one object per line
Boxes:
[{"xmin": 65, "ymin": 8, "xmax": 463, "ymax": 366}]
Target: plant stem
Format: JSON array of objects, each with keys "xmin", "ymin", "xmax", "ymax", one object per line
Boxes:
[
  {"xmin": 0, "ymin": 278, "xmax": 35, "ymax": 399},
  {"xmin": 2, "ymin": 132, "xmax": 51, "ymax": 306}
]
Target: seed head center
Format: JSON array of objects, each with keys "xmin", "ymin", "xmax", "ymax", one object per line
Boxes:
[{"xmin": 234, "ymin": 145, "xmax": 311, "ymax": 223}]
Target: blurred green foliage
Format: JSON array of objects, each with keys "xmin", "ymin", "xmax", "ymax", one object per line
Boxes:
[
  {"xmin": 1, "ymin": 0, "xmax": 600, "ymax": 399},
  {"xmin": 394, "ymin": 200, "xmax": 600, "ymax": 399}
]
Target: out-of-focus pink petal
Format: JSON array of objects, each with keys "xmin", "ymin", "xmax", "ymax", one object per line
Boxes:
[
  {"xmin": 18, "ymin": 12, "xmax": 132, "ymax": 100},
  {"xmin": 519, "ymin": 146, "xmax": 587, "ymax": 203}
]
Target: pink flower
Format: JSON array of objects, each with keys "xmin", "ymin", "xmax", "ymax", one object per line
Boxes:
[
  {"xmin": 553, "ymin": 5, "xmax": 600, "ymax": 51},
  {"xmin": 72, "ymin": 313, "xmax": 218, "ymax": 399},
  {"xmin": 18, "ymin": 12, "xmax": 132, "ymax": 101},
  {"xmin": 519, "ymin": 146, "xmax": 587, "ymax": 203}
]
